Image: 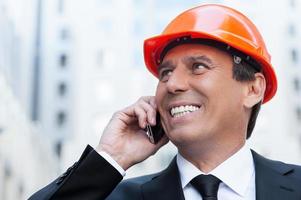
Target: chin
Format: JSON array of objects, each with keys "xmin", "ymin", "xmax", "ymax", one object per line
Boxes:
[{"xmin": 167, "ymin": 127, "xmax": 202, "ymax": 146}]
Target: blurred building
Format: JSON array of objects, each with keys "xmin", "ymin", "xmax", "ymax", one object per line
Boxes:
[
  {"xmin": 0, "ymin": 73, "xmax": 57, "ymax": 200},
  {"xmin": 0, "ymin": 0, "xmax": 37, "ymax": 117},
  {"xmin": 0, "ymin": 0, "xmax": 57, "ymax": 199}
]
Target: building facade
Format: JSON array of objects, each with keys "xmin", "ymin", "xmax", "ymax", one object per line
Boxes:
[{"xmin": 0, "ymin": 0, "xmax": 57, "ymax": 199}]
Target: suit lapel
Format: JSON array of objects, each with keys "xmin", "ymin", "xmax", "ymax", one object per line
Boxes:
[
  {"xmin": 252, "ymin": 150, "xmax": 300, "ymax": 200},
  {"xmin": 140, "ymin": 151, "xmax": 300, "ymax": 200},
  {"xmin": 141, "ymin": 157, "xmax": 185, "ymax": 200}
]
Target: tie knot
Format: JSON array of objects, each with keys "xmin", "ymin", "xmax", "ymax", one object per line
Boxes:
[{"xmin": 190, "ymin": 174, "xmax": 221, "ymax": 200}]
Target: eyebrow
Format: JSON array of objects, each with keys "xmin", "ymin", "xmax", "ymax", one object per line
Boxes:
[
  {"xmin": 182, "ymin": 55, "xmax": 213, "ymax": 65},
  {"xmin": 157, "ymin": 55, "xmax": 213, "ymax": 73}
]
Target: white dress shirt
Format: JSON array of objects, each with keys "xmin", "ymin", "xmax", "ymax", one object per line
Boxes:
[
  {"xmin": 177, "ymin": 144, "xmax": 256, "ymax": 200},
  {"xmin": 97, "ymin": 150, "xmax": 126, "ymax": 176}
]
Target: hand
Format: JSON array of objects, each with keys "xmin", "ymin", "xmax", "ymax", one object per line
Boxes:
[{"xmin": 96, "ymin": 96, "xmax": 169, "ymax": 170}]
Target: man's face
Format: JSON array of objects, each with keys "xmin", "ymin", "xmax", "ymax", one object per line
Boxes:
[{"xmin": 155, "ymin": 44, "xmax": 248, "ymax": 147}]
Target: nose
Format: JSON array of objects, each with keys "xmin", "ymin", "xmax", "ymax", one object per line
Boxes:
[{"xmin": 166, "ymin": 67, "xmax": 189, "ymax": 94}]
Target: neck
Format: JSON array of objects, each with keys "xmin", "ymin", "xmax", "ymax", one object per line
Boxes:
[{"xmin": 178, "ymin": 140, "xmax": 245, "ymax": 173}]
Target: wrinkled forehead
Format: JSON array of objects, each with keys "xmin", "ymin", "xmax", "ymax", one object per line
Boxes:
[
  {"xmin": 160, "ymin": 37, "xmax": 261, "ymax": 72},
  {"xmin": 161, "ymin": 43, "xmax": 231, "ymax": 63}
]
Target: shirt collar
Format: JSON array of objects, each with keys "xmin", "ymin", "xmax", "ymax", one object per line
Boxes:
[{"xmin": 176, "ymin": 144, "xmax": 255, "ymax": 197}]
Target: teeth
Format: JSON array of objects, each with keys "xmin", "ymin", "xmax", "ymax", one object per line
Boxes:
[{"xmin": 170, "ymin": 105, "xmax": 200, "ymax": 117}]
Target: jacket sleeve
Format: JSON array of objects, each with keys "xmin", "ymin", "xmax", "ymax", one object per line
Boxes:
[{"xmin": 28, "ymin": 145, "xmax": 123, "ymax": 200}]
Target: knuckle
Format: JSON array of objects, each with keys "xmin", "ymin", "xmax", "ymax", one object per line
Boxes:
[
  {"xmin": 138, "ymin": 96, "xmax": 145, "ymax": 102},
  {"xmin": 112, "ymin": 110, "xmax": 121, "ymax": 117},
  {"xmin": 112, "ymin": 110, "xmax": 126, "ymax": 120}
]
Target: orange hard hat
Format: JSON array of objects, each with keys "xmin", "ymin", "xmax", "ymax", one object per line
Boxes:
[{"xmin": 144, "ymin": 4, "xmax": 277, "ymax": 103}]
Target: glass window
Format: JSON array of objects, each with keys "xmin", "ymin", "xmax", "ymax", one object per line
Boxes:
[
  {"xmin": 18, "ymin": 181, "xmax": 24, "ymax": 198},
  {"xmin": 57, "ymin": 111, "xmax": 66, "ymax": 126},
  {"xmin": 55, "ymin": 141, "xmax": 62, "ymax": 157},
  {"xmin": 59, "ymin": 54, "xmax": 67, "ymax": 67},
  {"xmin": 294, "ymin": 78, "xmax": 300, "ymax": 92},
  {"xmin": 290, "ymin": 0, "xmax": 296, "ymax": 8},
  {"xmin": 60, "ymin": 28, "xmax": 70, "ymax": 40},
  {"xmin": 96, "ymin": 50, "xmax": 104, "ymax": 68},
  {"xmin": 4, "ymin": 162, "xmax": 12, "ymax": 178},
  {"xmin": 58, "ymin": 82, "xmax": 67, "ymax": 96},
  {"xmin": 296, "ymin": 107, "xmax": 301, "ymax": 121},
  {"xmin": 291, "ymin": 49, "xmax": 298, "ymax": 63},
  {"xmin": 58, "ymin": 0, "xmax": 64, "ymax": 14},
  {"xmin": 288, "ymin": 24, "xmax": 296, "ymax": 36}
]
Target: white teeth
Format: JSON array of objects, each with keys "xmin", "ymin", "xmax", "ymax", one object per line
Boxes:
[{"xmin": 170, "ymin": 105, "xmax": 200, "ymax": 117}]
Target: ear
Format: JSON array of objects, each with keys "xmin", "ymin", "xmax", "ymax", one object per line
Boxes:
[{"xmin": 243, "ymin": 73, "xmax": 266, "ymax": 108}]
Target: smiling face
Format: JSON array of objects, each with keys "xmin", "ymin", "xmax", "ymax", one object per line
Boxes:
[{"xmin": 155, "ymin": 44, "xmax": 249, "ymax": 149}]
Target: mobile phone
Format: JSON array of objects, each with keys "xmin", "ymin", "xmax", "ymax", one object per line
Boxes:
[{"xmin": 145, "ymin": 113, "xmax": 165, "ymax": 144}]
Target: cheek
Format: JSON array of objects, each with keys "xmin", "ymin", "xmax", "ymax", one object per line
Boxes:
[
  {"xmin": 155, "ymin": 84, "xmax": 166, "ymax": 112},
  {"xmin": 155, "ymin": 85, "xmax": 162, "ymax": 103}
]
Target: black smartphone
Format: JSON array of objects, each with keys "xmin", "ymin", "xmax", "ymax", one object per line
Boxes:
[{"xmin": 145, "ymin": 113, "xmax": 165, "ymax": 144}]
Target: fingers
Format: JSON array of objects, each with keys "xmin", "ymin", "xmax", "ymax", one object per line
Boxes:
[
  {"xmin": 149, "ymin": 97, "xmax": 157, "ymax": 110},
  {"xmin": 134, "ymin": 106, "xmax": 148, "ymax": 128},
  {"xmin": 122, "ymin": 96, "xmax": 157, "ymax": 129},
  {"xmin": 139, "ymin": 100, "xmax": 156, "ymax": 125}
]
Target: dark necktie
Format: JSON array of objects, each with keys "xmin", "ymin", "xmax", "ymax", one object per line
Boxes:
[{"xmin": 190, "ymin": 174, "xmax": 221, "ymax": 200}]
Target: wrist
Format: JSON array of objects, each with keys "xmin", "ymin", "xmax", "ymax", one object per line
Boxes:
[{"xmin": 96, "ymin": 144, "xmax": 132, "ymax": 170}]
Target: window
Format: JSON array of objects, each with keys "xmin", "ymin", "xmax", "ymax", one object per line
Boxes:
[
  {"xmin": 59, "ymin": 54, "xmax": 67, "ymax": 67},
  {"xmin": 294, "ymin": 78, "xmax": 300, "ymax": 92},
  {"xmin": 96, "ymin": 50, "xmax": 104, "ymax": 68},
  {"xmin": 290, "ymin": 0, "xmax": 296, "ymax": 8},
  {"xmin": 18, "ymin": 181, "xmax": 24, "ymax": 198},
  {"xmin": 291, "ymin": 49, "xmax": 298, "ymax": 63},
  {"xmin": 55, "ymin": 141, "xmax": 62, "ymax": 157},
  {"xmin": 4, "ymin": 162, "xmax": 11, "ymax": 178},
  {"xmin": 288, "ymin": 24, "xmax": 296, "ymax": 37},
  {"xmin": 58, "ymin": 82, "xmax": 67, "ymax": 96},
  {"xmin": 60, "ymin": 28, "xmax": 70, "ymax": 40},
  {"xmin": 58, "ymin": 0, "xmax": 64, "ymax": 14},
  {"xmin": 56, "ymin": 111, "xmax": 67, "ymax": 126},
  {"xmin": 296, "ymin": 107, "xmax": 301, "ymax": 121}
]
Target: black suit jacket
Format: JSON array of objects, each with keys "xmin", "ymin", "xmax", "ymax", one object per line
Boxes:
[{"xmin": 29, "ymin": 145, "xmax": 301, "ymax": 200}]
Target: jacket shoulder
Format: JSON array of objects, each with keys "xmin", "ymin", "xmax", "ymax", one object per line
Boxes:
[
  {"xmin": 106, "ymin": 172, "xmax": 161, "ymax": 200},
  {"xmin": 252, "ymin": 150, "xmax": 301, "ymax": 180}
]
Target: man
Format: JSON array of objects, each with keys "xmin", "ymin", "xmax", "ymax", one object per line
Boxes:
[{"xmin": 29, "ymin": 4, "xmax": 301, "ymax": 200}]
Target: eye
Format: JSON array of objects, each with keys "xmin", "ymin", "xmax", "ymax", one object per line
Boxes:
[
  {"xmin": 159, "ymin": 69, "xmax": 173, "ymax": 82},
  {"xmin": 192, "ymin": 63, "xmax": 209, "ymax": 74}
]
